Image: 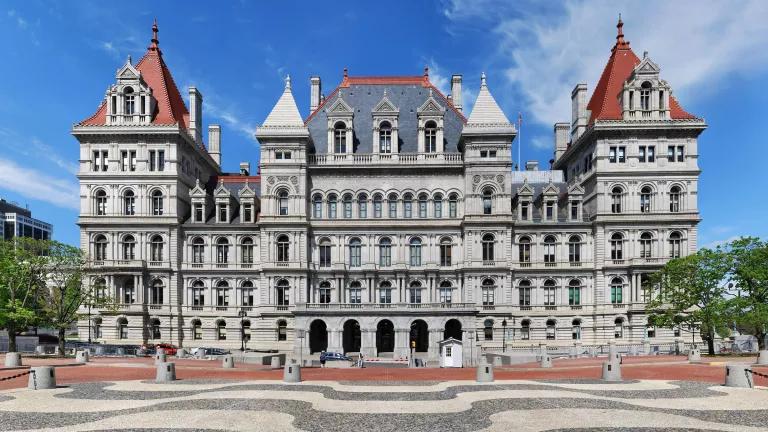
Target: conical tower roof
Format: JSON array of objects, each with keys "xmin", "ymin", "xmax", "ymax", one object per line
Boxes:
[
  {"xmin": 261, "ymin": 75, "xmax": 304, "ymax": 127},
  {"xmin": 464, "ymin": 73, "xmax": 516, "ymax": 135}
]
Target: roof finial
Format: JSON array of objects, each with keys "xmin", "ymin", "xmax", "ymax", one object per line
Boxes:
[
  {"xmin": 424, "ymin": 66, "xmax": 429, "ymax": 78},
  {"xmin": 285, "ymin": 74, "xmax": 291, "ymax": 90},
  {"xmin": 383, "ymin": 88, "xmax": 387, "ymax": 97},
  {"xmin": 149, "ymin": 19, "xmax": 160, "ymax": 52},
  {"xmin": 480, "ymin": 72, "xmax": 487, "ymax": 87},
  {"xmin": 615, "ymin": 14, "xmax": 629, "ymax": 48},
  {"xmin": 343, "ymin": 67, "xmax": 348, "ymax": 78},
  {"xmin": 127, "ymin": 54, "xmax": 132, "ymax": 65}
]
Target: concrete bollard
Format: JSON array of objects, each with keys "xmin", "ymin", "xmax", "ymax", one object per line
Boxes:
[
  {"xmin": 756, "ymin": 350, "xmax": 768, "ymax": 365},
  {"xmin": 270, "ymin": 356, "xmax": 282, "ymax": 369},
  {"xmin": 601, "ymin": 361, "xmax": 622, "ymax": 382},
  {"xmin": 540, "ymin": 355, "xmax": 553, "ymax": 368},
  {"xmin": 28, "ymin": 366, "xmax": 56, "ymax": 389},
  {"xmin": 75, "ymin": 350, "xmax": 90, "ymax": 363},
  {"xmin": 283, "ymin": 363, "xmax": 301, "ymax": 383},
  {"xmin": 4, "ymin": 352, "xmax": 22, "ymax": 367},
  {"xmin": 629, "ymin": 345, "xmax": 638, "ymax": 356},
  {"xmin": 176, "ymin": 348, "xmax": 188, "ymax": 358},
  {"xmin": 539, "ymin": 344, "xmax": 548, "ymax": 358},
  {"xmin": 155, "ymin": 352, "xmax": 167, "ymax": 365},
  {"xmin": 492, "ymin": 356, "xmax": 503, "ymax": 366},
  {"xmin": 476, "ymin": 363, "xmax": 494, "ymax": 383},
  {"xmin": 568, "ymin": 346, "xmax": 578, "ymax": 359},
  {"xmin": 156, "ymin": 362, "xmax": 176, "ymax": 383},
  {"xmin": 725, "ymin": 364, "xmax": 753, "ymax": 388},
  {"xmin": 642, "ymin": 341, "xmax": 651, "ymax": 355},
  {"xmin": 608, "ymin": 341, "xmax": 618, "ymax": 358},
  {"xmin": 34, "ymin": 346, "xmax": 45, "ymax": 355},
  {"xmin": 222, "ymin": 355, "xmax": 235, "ymax": 368},
  {"xmin": 688, "ymin": 348, "xmax": 701, "ymax": 363}
]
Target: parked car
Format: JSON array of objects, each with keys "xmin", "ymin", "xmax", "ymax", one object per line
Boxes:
[
  {"xmin": 139, "ymin": 343, "xmax": 178, "ymax": 356},
  {"xmin": 190, "ymin": 347, "xmax": 231, "ymax": 357},
  {"xmin": 320, "ymin": 352, "xmax": 351, "ymax": 362}
]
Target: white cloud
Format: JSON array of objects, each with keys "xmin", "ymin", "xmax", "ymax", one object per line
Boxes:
[
  {"xmin": 530, "ymin": 135, "xmax": 551, "ymax": 150},
  {"xmin": 700, "ymin": 235, "xmax": 740, "ymax": 251},
  {"xmin": 444, "ymin": 0, "xmax": 768, "ymax": 126},
  {"xmin": 0, "ymin": 130, "xmax": 78, "ymax": 176},
  {"xmin": 0, "ymin": 159, "xmax": 79, "ymax": 210},
  {"xmin": 425, "ymin": 59, "xmax": 478, "ymax": 114}
]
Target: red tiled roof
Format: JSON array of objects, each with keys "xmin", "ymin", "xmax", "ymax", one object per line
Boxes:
[
  {"xmin": 215, "ymin": 175, "xmax": 261, "ymax": 184},
  {"xmin": 587, "ymin": 19, "xmax": 695, "ymax": 123},
  {"xmin": 79, "ymin": 21, "xmax": 189, "ymax": 128}
]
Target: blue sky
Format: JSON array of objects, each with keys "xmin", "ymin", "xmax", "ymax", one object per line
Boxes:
[{"xmin": 1, "ymin": 0, "xmax": 766, "ymax": 248}]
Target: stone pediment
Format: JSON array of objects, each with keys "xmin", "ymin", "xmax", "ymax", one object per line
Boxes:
[
  {"xmin": 116, "ymin": 57, "xmax": 141, "ymax": 82},
  {"xmin": 327, "ymin": 97, "xmax": 353, "ymax": 115},
  {"xmin": 190, "ymin": 179, "xmax": 207, "ymax": 198},
  {"xmin": 373, "ymin": 92, "xmax": 399, "ymax": 114},
  {"xmin": 517, "ymin": 181, "xmax": 534, "ymax": 196},
  {"xmin": 542, "ymin": 183, "xmax": 560, "ymax": 196},
  {"xmin": 214, "ymin": 181, "xmax": 231, "ymax": 198},
  {"xmin": 239, "ymin": 182, "xmax": 256, "ymax": 198},
  {"xmin": 418, "ymin": 93, "xmax": 445, "ymax": 115},
  {"xmin": 568, "ymin": 182, "xmax": 585, "ymax": 195}
]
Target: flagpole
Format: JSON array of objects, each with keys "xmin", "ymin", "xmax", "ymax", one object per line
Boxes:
[{"xmin": 517, "ymin": 112, "xmax": 522, "ymax": 170}]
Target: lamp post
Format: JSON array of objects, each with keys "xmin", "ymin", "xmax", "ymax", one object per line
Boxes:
[
  {"xmin": 297, "ymin": 329, "xmax": 306, "ymax": 366},
  {"xmin": 501, "ymin": 319, "xmax": 507, "ymax": 353},
  {"xmin": 238, "ymin": 309, "xmax": 247, "ymax": 351}
]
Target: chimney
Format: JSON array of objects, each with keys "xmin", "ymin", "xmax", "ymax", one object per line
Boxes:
[
  {"xmin": 310, "ymin": 76, "xmax": 321, "ymax": 112},
  {"xmin": 451, "ymin": 74, "xmax": 463, "ymax": 112},
  {"xmin": 188, "ymin": 87, "xmax": 203, "ymax": 145},
  {"xmin": 554, "ymin": 122, "xmax": 570, "ymax": 162},
  {"xmin": 208, "ymin": 125, "xmax": 221, "ymax": 166},
  {"xmin": 525, "ymin": 160, "xmax": 539, "ymax": 171},
  {"xmin": 239, "ymin": 162, "xmax": 250, "ymax": 176},
  {"xmin": 570, "ymin": 83, "xmax": 588, "ymax": 142}
]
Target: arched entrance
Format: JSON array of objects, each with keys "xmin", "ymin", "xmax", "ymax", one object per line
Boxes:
[
  {"xmin": 376, "ymin": 319, "xmax": 395, "ymax": 354},
  {"xmin": 410, "ymin": 320, "xmax": 429, "ymax": 352},
  {"xmin": 309, "ymin": 319, "xmax": 328, "ymax": 354},
  {"xmin": 343, "ymin": 319, "xmax": 361, "ymax": 353},
  {"xmin": 444, "ymin": 319, "xmax": 462, "ymax": 340}
]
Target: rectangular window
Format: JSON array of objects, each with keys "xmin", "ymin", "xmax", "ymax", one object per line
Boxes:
[
  {"xmin": 440, "ymin": 243, "xmax": 452, "ymax": 267},
  {"xmin": 489, "ymin": 150, "xmax": 497, "ymax": 157},
  {"xmin": 434, "ymin": 200, "xmax": 442, "ymax": 218},
  {"xmin": 647, "ymin": 146, "xmax": 655, "ymax": 162},
  {"xmin": 379, "ymin": 288, "xmax": 391, "ymax": 304},
  {"xmin": 313, "ymin": 200, "xmax": 322, "ymax": 218},
  {"xmin": 149, "ymin": 150, "xmax": 156, "ymax": 171},
  {"xmin": 374, "ymin": 200, "xmax": 382, "ymax": 218},
  {"xmin": 329, "ymin": 201, "xmax": 337, "ymax": 219},
  {"xmin": 676, "ymin": 145, "xmax": 684, "ymax": 162},
  {"xmin": 544, "ymin": 287, "xmax": 556, "ymax": 306},
  {"xmin": 349, "ymin": 246, "xmax": 361, "ymax": 267},
  {"xmin": 667, "ymin": 145, "xmax": 675, "ymax": 162},
  {"xmin": 380, "ymin": 244, "xmax": 391, "ymax": 267},
  {"xmin": 359, "ymin": 201, "xmax": 367, "ymax": 218},
  {"xmin": 275, "ymin": 151, "xmax": 283, "ymax": 160},
  {"xmin": 93, "ymin": 151, "xmax": 101, "ymax": 171},
  {"xmin": 194, "ymin": 203, "xmax": 203, "ymax": 222},
  {"xmin": 192, "ymin": 288, "xmax": 205, "ymax": 306},
  {"xmin": 319, "ymin": 245, "xmax": 331, "ymax": 267},
  {"xmin": 480, "ymin": 150, "xmax": 487, "ymax": 157},
  {"xmin": 545, "ymin": 201, "xmax": 554, "ymax": 220},
  {"xmin": 609, "ymin": 146, "xmax": 617, "ymax": 163},
  {"xmin": 418, "ymin": 200, "xmax": 427, "ymax": 218},
  {"xmin": 243, "ymin": 203, "xmax": 252, "ymax": 223},
  {"xmin": 521, "ymin": 201, "xmax": 529, "ymax": 220},
  {"xmin": 570, "ymin": 202, "xmax": 579, "ymax": 220},
  {"xmin": 388, "ymin": 200, "xmax": 397, "ymax": 218},
  {"xmin": 349, "ymin": 289, "xmax": 361, "ymax": 304},
  {"xmin": 410, "ymin": 288, "xmax": 422, "ymax": 304},
  {"xmin": 343, "ymin": 201, "xmax": 352, "ymax": 218},
  {"xmin": 121, "ymin": 151, "xmax": 129, "ymax": 171},
  {"xmin": 218, "ymin": 204, "xmax": 228, "ymax": 223},
  {"xmin": 618, "ymin": 146, "xmax": 625, "ymax": 163},
  {"xmin": 519, "ymin": 287, "xmax": 531, "ymax": 306},
  {"xmin": 639, "ymin": 146, "xmax": 646, "ymax": 163},
  {"xmin": 449, "ymin": 199, "xmax": 457, "ymax": 218},
  {"xmin": 410, "ymin": 245, "xmax": 421, "ymax": 266},
  {"xmin": 404, "ymin": 201, "xmax": 412, "ymax": 218},
  {"xmin": 157, "ymin": 150, "xmax": 165, "ymax": 171},
  {"xmin": 569, "ymin": 287, "xmax": 581, "ymax": 305},
  {"xmin": 611, "ymin": 286, "xmax": 623, "ymax": 304}
]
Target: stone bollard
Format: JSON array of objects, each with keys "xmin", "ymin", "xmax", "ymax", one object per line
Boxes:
[
  {"xmin": 492, "ymin": 356, "xmax": 503, "ymax": 366},
  {"xmin": 540, "ymin": 354, "xmax": 553, "ymax": 368},
  {"xmin": 539, "ymin": 344, "xmax": 548, "ymax": 358},
  {"xmin": 176, "ymin": 348, "xmax": 188, "ymax": 358},
  {"xmin": 725, "ymin": 364, "xmax": 753, "ymax": 388},
  {"xmin": 568, "ymin": 346, "xmax": 578, "ymax": 359},
  {"xmin": 156, "ymin": 362, "xmax": 176, "ymax": 383},
  {"xmin": 28, "ymin": 366, "xmax": 56, "ymax": 389},
  {"xmin": 629, "ymin": 345, "xmax": 638, "ymax": 356},
  {"xmin": 608, "ymin": 341, "xmax": 618, "ymax": 358},
  {"xmin": 116, "ymin": 347, "xmax": 125, "ymax": 356},
  {"xmin": 75, "ymin": 350, "xmax": 90, "ymax": 363},
  {"xmin": 601, "ymin": 361, "xmax": 622, "ymax": 382},
  {"xmin": 34, "ymin": 346, "xmax": 45, "ymax": 355},
  {"xmin": 155, "ymin": 352, "xmax": 167, "ymax": 365},
  {"xmin": 642, "ymin": 341, "xmax": 651, "ymax": 355},
  {"xmin": 756, "ymin": 350, "xmax": 768, "ymax": 365},
  {"xmin": 270, "ymin": 356, "xmax": 282, "ymax": 369},
  {"xmin": 476, "ymin": 363, "xmax": 494, "ymax": 383},
  {"xmin": 283, "ymin": 363, "xmax": 301, "ymax": 383},
  {"xmin": 4, "ymin": 352, "xmax": 22, "ymax": 367},
  {"xmin": 688, "ymin": 348, "xmax": 701, "ymax": 363},
  {"xmin": 222, "ymin": 355, "xmax": 235, "ymax": 368}
]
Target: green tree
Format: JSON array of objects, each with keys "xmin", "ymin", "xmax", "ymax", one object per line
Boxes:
[
  {"xmin": 0, "ymin": 238, "xmax": 48, "ymax": 352},
  {"xmin": 726, "ymin": 237, "xmax": 768, "ymax": 350},
  {"xmin": 646, "ymin": 248, "xmax": 732, "ymax": 355}
]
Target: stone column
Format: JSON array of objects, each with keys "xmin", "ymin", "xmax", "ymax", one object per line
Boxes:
[
  {"xmin": 428, "ymin": 329, "xmax": 442, "ymax": 361},
  {"xmin": 360, "ymin": 328, "xmax": 376, "ymax": 357},
  {"xmin": 394, "ymin": 328, "xmax": 409, "ymax": 358}
]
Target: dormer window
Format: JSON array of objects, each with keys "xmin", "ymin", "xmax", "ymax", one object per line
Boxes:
[
  {"xmin": 218, "ymin": 203, "xmax": 228, "ymax": 223},
  {"xmin": 124, "ymin": 87, "xmax": 135, "ymax": 115},
  {"xmin": 379, "ymin": 121, "xmax": 392, "ymax": 153},
  {"xmin": 640, "ymin": 81, "xmax": 651, "ymax": 112},
  {"xmin": 520, "ymin": 200, "xmax": 530, "ymax": 220},
  {"xmin": 424, "ymin": 121, "xmax": 437, "ymax": 153},
  {"xmin": 334, "ymin": 121, "xmax": 347, "ymax": 153},
  {"xmin": 194, "ymin": 203, "xmax": 204, "ymax": 222},
  {"xmin": 243, "ymin": 202, "xmax": 253, "ymax": 222}
]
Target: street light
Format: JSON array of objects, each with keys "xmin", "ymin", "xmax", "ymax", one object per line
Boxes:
[
  {"xmin": 238, "ymin": 309, "xmax": 248, "ymax": 351},
  {"xmin": 501, "ymin": 319, "xmax": 507, "ymax": 353}
]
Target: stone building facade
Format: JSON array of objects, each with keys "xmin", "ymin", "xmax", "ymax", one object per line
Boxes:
[{"xmin": 73, "ymin": 19, "xmax": 705, "ymax": 363}]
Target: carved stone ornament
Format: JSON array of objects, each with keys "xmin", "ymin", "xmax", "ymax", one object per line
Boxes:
[
  {"xmin": 290, "ymin": 176, "xmax": 298, "ymax": 186},
  {"xmin": 267, "ymin": 176, "xmax": 276, "ymax": 185}
]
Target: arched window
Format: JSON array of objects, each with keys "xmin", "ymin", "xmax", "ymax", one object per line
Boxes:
[
  {"xmin": 216, "ymin": 280, "xmax": 230, "ymax": 306},
  {"xmin": 669, "ymin": 186, "xmax": 681, "ymax": 212},
  {"xmin": 518, "ymin": 236, "xmax": 531, "ymax": 263},
  {"xmin": 518, "ymin": 280, "xmax": 531, "ymax": 306},
  {"xmin": 241, "ymin": 280, "xmax": 255, "ymax": 306},
  {"xmin": 614, "ymin": 317, "xmax": 625, "ymax": 338},
  {"xmin": 217, "ymin": 320, "xmax": 227, "ymax": 340},
  {"xmin": 151, "ymin": 190, "xmax": 164, "ymax": 216},
  {"xmin": 373, "ymin": 193, "xmax": 383, "ymax": 218},
  {"xmin": 151, "ymin": 279, "xmax": 164, "ymax": 305},
  {"xmin": 572, "ymin": 319, "xmax": 582, "ymax": 340},
  {"xmin": 95, "ymin": 189, "xmax": 108, "ymax": 216},
  {"xmin": 543, "ymin": 235, "xmax": 557, "ymax": 263},
  {"xmin": 276, "ymin": 235, "xmax": 289, "ymax": 262},
  {"xmin": 568, "ymin": 235, "xmax": 581, "ymax": 263},
  {"xmin": 568, "ymin": 279, "xmax": 581, "ymax": 306},
  {"xmin": 358, "ymin": 193, "xmax": 368, "ymax": 218},
  {"xmin": 92, "ymin": 316, "xmax": 102, "ymax": 339},
  {"xmin": 318, "ymin": 237, "xmax": 332, "ymax": 267},
  {"xmin": 349, "ymin": 280, "xmax": 362, "ymax": 304},
  {"xmin": 482, "ymin": 233, "xmax": 495, "ymax": 262},
  {"xmin": 448, "ymin": 193, "xmax": 458, "ymax": 218},
  {"xmin": 312, "ymin": 194, "xmax": 323, "ymax": 218},
  {"xmin": 216, "ymin": 237, "xmax": 230, "ymax": 264},
  {"xmin": 123, "ymin": 190, "xmax": 135, "ymax": 215},
  {"xmin": 94, "ymin": 234, "xmax": 108, "ymax": 261},
  {"xmin": 123, "ymin": 87, "xmax": 135, "ymax": 114},
  {"xmin": 409, "ymin": 237, "xmax": 422, "ymax": 266},
  {"xmin": 327, "ymin": 194, "xmax": 338, "ymax": 219},
  {"xmin": 334, "ymin": 121, "xmax": 347, "ymax": 153},
  {"xmin": 191, "ymin": 280, "xmax": 205, "ymax": 306},
  {"xmin": 122, "ymin": 235, "xmax": 136, "ymax": 260},
  {"xmin": 439, "ymin": 237, "xmax": 452, "ymax": 267},
  {"xmin": 418, "ymin": 193, "xmax": 428, "ymax": 218},
  {"xmin": 610, "ymin": 278, "xmax": 624, "ymax": 304},
  {"xmin": 484, "ymin": 319, "xmax": 494, "ymax": 340},
  {"xmin": 276, "ymin": 280, "xmax": 290, "ymax": 306},
  {"xmin": 409, "ymin": 280, "xmax": 422, "ymax": 304},
  {"xmin": 639, "ymin": 232, "xmax": 653, "ymax": 258},
  {"xmin": 611, "ymin": 187, "xmax": 623, "ymax": 214},
  {"xmin": 379, "ymin": 121, "xmax": 392, "ymax": 153},
  {"xmin": 349, "ymin": 237, "xmax": 362, "ymax": 267},
  {"xmin": 424, "ymin": 120, "xmax": 437, "ymax": 153},
  {"xmin": 277, "ymin": 319, "xmax": 288, "ymax": 341},
  {"xmin": 342, "ymin": 193, "xmax": 353, "ymax": 218},
  {"xmin": 543, "ymin": 279, "xmax": 557, "ymax": 306},
  {"xmin": 192, "ymin": 237, "xmax": 205, "ymax": 264},
  {"xmin": 434, "ymin": 193, "xmax": 443, "ymax": 218},
  {"xmin": 379, "ymin": 280, "xmax": 392, "ymax": 304},
  {"xmin": 669, "ymin": 232, "xmax": 683, "ymax": 258},
  {"xmin": 388, "ymin": 193, "xmax": 398, "ymax": 218},
  {"xmin": 482, "ymin": 278, "xmax": 495, "ymax": 306},
  {"xmin": 122, "ymin": 278, "xmax": 135, "ymax": 304},
  {"xmin": 278, "ymin": 189, "xmax": 289, "ymax": 216},
  {"xmin": 319, "ymin": 281, "xmax": 332, "ymax": 304},
  {"xmin": 520, "ymin": 319, "xmax": 530, "ymax": 340},
  {"xmin": 610, "ymin": 233, "xmax": 624, "ymax": 260},
  {"xmin": 241, "ymin": 237, "xmax": 254, "ymax": 264},
  {"xmin": 192, "ymin": 319, "xmax": 202, "ymax": 340},
  {"xmin": 482, "ymin": 188, "xmax": 493, "ymax": 215},
  {"xmin": 150, "ymin": 235, "xmax": 164, "ymax": 262},
  {"xmin": 117, "ymin": 317, "xmax": 128, "ymax": 339},
  {"xmin": 379, "ymin": 237, "xmax": 392, "ymax": 267},
  {"xmin": 403, "ymin": 193, "xmax": 413, "ymax": 218},
  {"xmin": 546, "ymin": 319, "xmax": 556, "ymax": 340},
  {"xmin": 640, "ymin": 186, "xmax": 652, "ymax": 213},
  {"xmin": 439, "ymin": 280, "xmax": 452, "ymax": 304}
]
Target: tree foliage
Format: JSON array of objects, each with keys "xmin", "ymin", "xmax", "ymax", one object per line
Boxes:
[{"xmin": 725, "ymin": 237, "xmax": 768, "ymax": 350}]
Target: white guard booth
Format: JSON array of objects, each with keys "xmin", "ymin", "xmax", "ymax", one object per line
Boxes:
[{"xmin": 439, "ymin": 337, "xmax": 463, "ymax": 368}]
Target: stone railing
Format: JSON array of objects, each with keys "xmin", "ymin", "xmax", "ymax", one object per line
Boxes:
[{"xmin": 308, "ymin": 152, "xmax": 463, "ymax": 166}]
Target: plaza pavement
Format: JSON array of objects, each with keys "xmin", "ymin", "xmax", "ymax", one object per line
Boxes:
[{"xmin": 0, "ymin": 354, "xmax": 766, "ymax": 431}]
